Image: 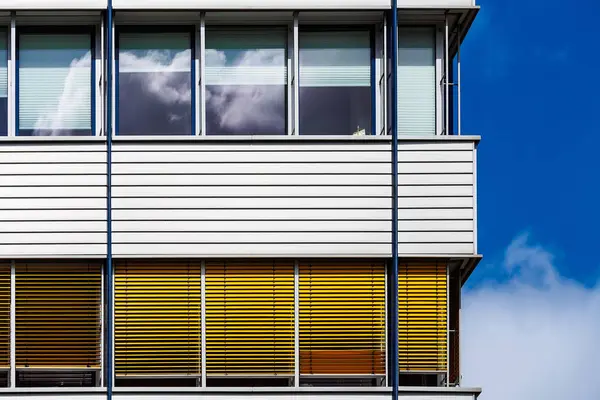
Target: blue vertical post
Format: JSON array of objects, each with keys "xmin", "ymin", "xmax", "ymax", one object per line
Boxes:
[
  {"xmin": 105, "ymin": 1, "xmax": 113, "ymax": 399},
  {"xmin": 390, "ymin": 1, "xmax": 399, "ymax": 400}
]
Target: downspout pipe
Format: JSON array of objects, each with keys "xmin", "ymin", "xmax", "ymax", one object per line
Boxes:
[
  {"xmin": 390, "ymin": 2, "xmax": 399, "ymax": 400},
  {"xmin": 105, "ymin": 2, "xmax": 113, "ymax": 399}
]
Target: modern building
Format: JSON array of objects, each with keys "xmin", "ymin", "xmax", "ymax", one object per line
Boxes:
[{"xmin": 0, "ymin": 0, "xmax": 481, "ymax": 399}]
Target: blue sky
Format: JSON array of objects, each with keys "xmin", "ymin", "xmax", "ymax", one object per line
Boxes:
[
  {"xmin": 462, "ymin": 0, "xmax": 600, "ymax": 286},
  {"xmin": 459, "ymin": 2, "xmax": 600, "ymax": 398}
]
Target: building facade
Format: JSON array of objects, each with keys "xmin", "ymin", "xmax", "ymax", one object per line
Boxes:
[{"xmin": 0, "ymin": 0, "xmax": 481, "ymax": 399}]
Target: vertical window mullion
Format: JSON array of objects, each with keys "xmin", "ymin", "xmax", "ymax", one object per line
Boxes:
[{"xmin": 291, "ymin": 12, "xmax": 299, "ymax": 136}]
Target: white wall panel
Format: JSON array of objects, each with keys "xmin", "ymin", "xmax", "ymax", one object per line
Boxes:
[
  {"xmin": 0, "ymin": 142, "xmax": 107, "ymax": 258},
  {"xmin": 398, "ymin": 140, "xmax": 476, "ymax": 255},
  {"xmin": 112, "ymin": 141, "xmax": 391, "ymax": 258},
  {"xmin": 113, "ymin": 0, "xmax": 391, "ymax": 10},
  {"xmin": 0, "ymin": 0, "xmax": 107, "ymax": 9}
]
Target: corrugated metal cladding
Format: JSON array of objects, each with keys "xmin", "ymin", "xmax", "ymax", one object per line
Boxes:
[
  {"xmin": 0, "ymin": 142, "xmax": 107, "ymax": 258},
  {"xmin": 111, "ymin": 141, "xmax": 392, "ymax": 258}
]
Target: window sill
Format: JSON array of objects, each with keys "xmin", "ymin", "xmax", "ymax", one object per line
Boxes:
[
  {"xmin": 110, "ymin": 134, "xmax": 480, "ymax": 142},
  {"xmin": 0, "ymin": 136, "xmax": 107, "ymax": 143}
]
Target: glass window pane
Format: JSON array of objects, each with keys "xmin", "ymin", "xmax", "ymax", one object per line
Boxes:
[
  {"xmin": 299, "ymin": 31, "xmax": 371, "ymax": 136},
  {"xmin": 205, "ymin": 29, "xmax": 286, "ymax": 135},
  {"xmin": 398, "ymin": 27, "xmax": 436, "ymax": 136},
  {"xmin": 18, "ymin": 33, "xmax": 92, "ymax": 136},
  {"xmin": 0, "ymin": 32, "xmax": 7, "ymax": 136},
  {"xmin": 118, "ymin": 32, "xmax": 192, "ymax": 136}
]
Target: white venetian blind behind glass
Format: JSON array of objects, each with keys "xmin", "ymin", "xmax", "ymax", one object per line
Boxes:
[
  {"xmin": 299, "ymin": 31, "xmax": 370, "ymax": 87},
  {"xmin": 398, "ymin": 28, "xmax": 435, "ymax": 136},
  {"xmin": 18, "ymin": 34, "xmax": 92, "ymax": 132},
  {"xmin": 205, "ymin": 30, "xmax": 287, "ymax": 86},
  {"xmin": 0, "ymin": 33, "xmax": 7, "ymax": 98}
]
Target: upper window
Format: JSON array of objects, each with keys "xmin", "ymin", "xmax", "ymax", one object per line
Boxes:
[
  {"xmin": 299, "ymin": 31, "xmax": 372, "ymax": 136},
  {"xmin": 117, "ymin": 30, "xmax": 193, "ymax": 136},
  {"xmin": 18, "ymin": 30, "xmax": 93, "ymax": 136},
  {"xmin": 205, "ymin": 29, "xmax": 287, "ymax": 135},
  {"xmin": 0, "ymin": 31, "xmax": 7, "ymax": 136},
  {"xmin": 398, "ymin": 27, "xmax": 436, "ymax": 136}
]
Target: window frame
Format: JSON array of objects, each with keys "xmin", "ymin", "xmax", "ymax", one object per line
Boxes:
[
  {"xmin": 15, "ymin": 26, "xmax": 96, "ymax": 137},
  {"xmin": 203, "ymin": 24, "xmax": 289, "ymax": 137},
  {"xmin": 114, "ymin": 24, "xmax": 196, "ymax": 137},
  {"xmin": 297, "ymin": 25, "xmax": 376, "ymax": 136}
]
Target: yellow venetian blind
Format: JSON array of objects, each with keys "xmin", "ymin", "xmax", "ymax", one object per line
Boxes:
[
  {"xmin": 15, "ymin": 261, "xmax": 101, "ymax": 369},
  {"xmin": 0, "ymin": 262, "xmax": 10, "ymax": 370},
  {"xmin": 398, "ymin": 262, "xmax": 447, "ymax": 372},
  {"xmin": 115, "ymin": 260, "xmax": 201, "ymax": 377},
  {"xmin": 299, "ymin": 260, "xmax": 386, "ymax": 375},
  {"xmin": 205, "ymin": 260, "xmax": 294, "ymax": 375}
]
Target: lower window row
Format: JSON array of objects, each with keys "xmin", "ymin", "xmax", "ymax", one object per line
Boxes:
[{"xmin": 0, "ymin": 259, "xmax": 453, "ymax": 388}]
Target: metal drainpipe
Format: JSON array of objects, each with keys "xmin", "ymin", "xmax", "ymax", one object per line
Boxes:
[
  {"xmin": 105, "ymin": 2, "xmax": 113, "ymax": 399},
  {"xmin": 390, "ymin": 1, "xmax": 399, "ymax": 400}
]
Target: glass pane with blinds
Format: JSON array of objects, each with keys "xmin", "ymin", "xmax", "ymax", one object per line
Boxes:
[
  {"xmin": 0, "ymin": 32, "xmax": 7, "ymax": 136},
  {"xmin": 0, "ymin": 263, "xmax": 9, "ymax": 370},
  {"xmin": 299, "ymin": 31, "xmax": 372, "ymax": 136},
  {"xmin": 115, "ymin": 260, "xmax": 201, "ymax": 380},
  {"xmin": 398, "ymin": 262, "xmax": 447, "ymax": 372},
  {"xmin": 398, "ymin": 27, "xmax": 436, "ymax": 136},
  {"xmin": 118, "ymin": 32, "xmax": 192, "ymax": 136},
  {"xmin": 15, "ymin": 261, "xmax": 102, "ymax": 371},
  {"xmin": 299, "ymin": 260, "xmax": 385, "ymax": 376},
  {"xmin": 18, "ymin": 33, "xmax": 92, "ymax": 136},
  {"xmin": 205, "ymin": 260, "xmax": 294, "ymax": 377},
  {"xmin": 205, "ymin": 29, "xmax": 287, "ymax": 135}
]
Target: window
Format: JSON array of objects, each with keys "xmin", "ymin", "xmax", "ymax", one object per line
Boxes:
[
  {"xmin": 398, "ymin": 27, "xmax": 436, "ymax": 136},
  {"xmin": 17, "ymin": 30, "xmax": 93, "ymax": 136},
  {"xmin": 0, "ymin": 31, "xmax": 7, "ymax": 136},
  {"xmin": 299, "ymin": 31, "xmax": 372, "ymax": 136},
  {"xmin": 117, "ymin": 30, "xmax": 193, "ymax": 136},
  {"xmin": 205, "ymin": 29, "xmax": 287, "ymax": 135}
]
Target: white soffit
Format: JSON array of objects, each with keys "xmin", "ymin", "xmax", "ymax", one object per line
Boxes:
[{"xmin": 113, "ymin": 0, "xmax": 392, "ymax": 10}]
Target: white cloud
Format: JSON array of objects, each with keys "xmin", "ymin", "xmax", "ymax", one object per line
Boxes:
[
  {"xmin": 205, "ymin": 48, "xmax": 285, "ymax": 132},
  {"xmin": 461, "ymin": 233, "xmax": 600, "ymax": 400},
  {"xmin": 33, "ymin": 52, "xmax": 92, "ymax": 136}
]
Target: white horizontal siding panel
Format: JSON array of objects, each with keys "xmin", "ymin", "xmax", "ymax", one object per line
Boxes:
[
  {"xmin": 398, "ymin": 174, "xmax": 472, "ymax": 185},
  {"xmin": 0, "ymin": 209, "xmax": 106, "ymax": 221},
  {"xmin": 398, "ymin": 185, "xmax": 473, "ymax": 197},
  {"xmin": 113, "ymin": 174, "xmax": 389, "ymax": 186},
  {"xmin": 115, "ymin": 220, "xmax": 390, "ymax": 232},
  {"xmin": 398, "ymin": 208, "xmax": 474, "ymax": 220},
  {"xmin": 0, "ymin": 198, "xmax": 105, "ymax": 209},
  {"xmin": 113, "ymin": 208, "xmax": 390, "ymax": 221},
  {"xmin": 113, "ymin": 0, "xmax": 391, "ymax": 9},
  {"xmin": 0, "ymin": 163, "xmax": 106, "ymax": 175},
  {"xmin": 113, "ymin": 243, "xmax": 391, "ymax": 257},
  {"xmin": 398, "ymin": 243, "xmax": 475, "ymax": 255},
  {"xmin": 112, "ymin": 186, "xmax": 391, "ymax": 198},
  {"xmin": 0, "ymin": 0, "xmax": 106, "ymax": 8},
  {"xmin": 397, "ymin": 141, "xmax": 474, "ymax": 151},
  {"xmin": 398, "ymin": 162, "xmax": 472, "ymax": 174},
  {"xmin": 0, "ymin": 186, "xmax": 106, "ymax": 198},
  {"xmin": 0, "ymin": 152, "xmax": 106, "ymax": 163},
  {"xmin": 114, "ymin": 162, "xmax": 390, "ymax": 175},
  {"xmin": 398, "ymin": 231, "xmax": 473, "ymax": 243},
  {"xmin": 113, "ymin": 143, "xmax": 392, "ymax": 152},
  {"xmin": 114, "ymin": 232, "xmax": 390, "ymax": 243},
  {"xmin": 398, "ymin": 197, "xmax": 473, "ymax": 209},
  {"xmin": 0, "ymin": 221, "xmax": 106, "ymax": 232},
  {"xmin": 397, "ymin": 150, "xmax": 473, "ymax": 162},
  {"xmin": 398, "ymin": 220, "xmax": 473, "ymax": 231},
  {"xmin": 0, "ymin": 142, "xmax": 107, "ymax": 258},
  {"xmin": 112, "ymin": 150, "xmax": 388, "ymax": 163},
  {"xmin": 113, "ymin": 197, "xmax": 390, "ymax": 209},
  {"xmin": 0, "ymin": 175, "xmax": 106, "ymax": 186}
]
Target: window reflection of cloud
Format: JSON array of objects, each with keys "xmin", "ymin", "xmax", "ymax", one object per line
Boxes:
[
  {"xmin": 33, "ymin": 52, "xmax": 91, "ymax": 136},
  {"xmin": 206, "ymin": 48, "xmax": 285, "ymax": 133},
  {"xmin": 120, "ymin": 49, "xmax": 192, "ymax": 106}
]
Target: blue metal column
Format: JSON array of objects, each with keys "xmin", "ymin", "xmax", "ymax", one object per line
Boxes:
[
  {"xmin": 390, "ymin": 1, "xmax": 399, "ymax": 400},
  {"xmin": 105, "ymin": 2, "xmax": 114, "ymax": 399}
]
